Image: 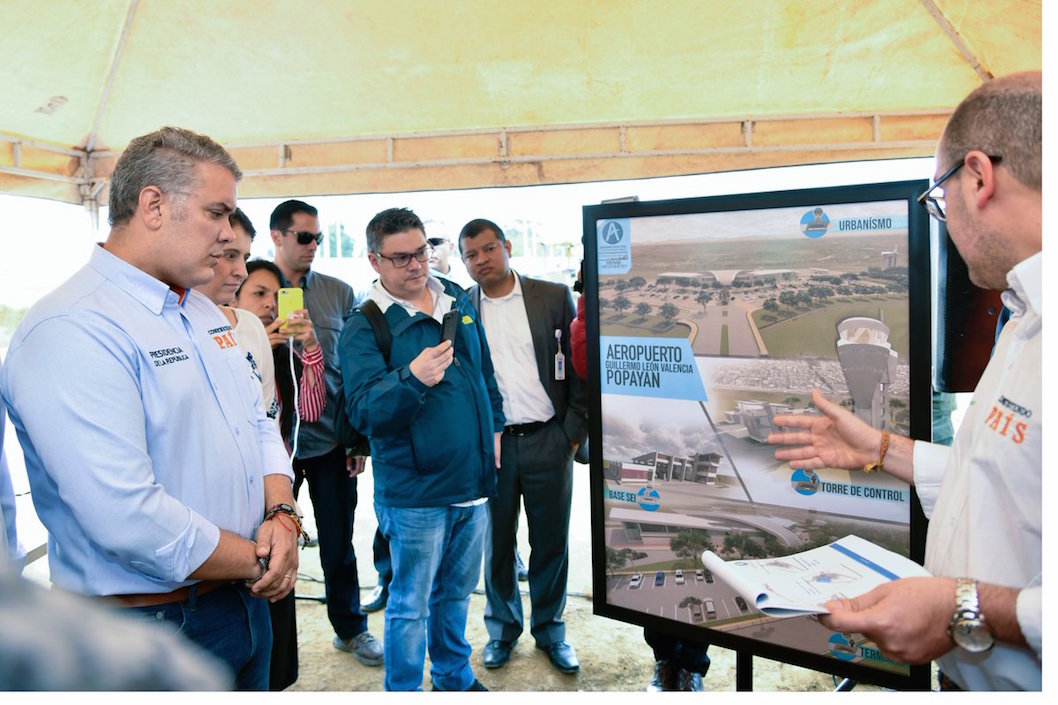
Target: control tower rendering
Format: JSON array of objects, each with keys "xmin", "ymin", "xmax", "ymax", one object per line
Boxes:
[{"xmin": 835, "ymin": 316, "xmax": 898, "ymax": 429}]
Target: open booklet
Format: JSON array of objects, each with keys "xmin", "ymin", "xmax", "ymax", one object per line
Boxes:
[{"xmin": 701, "ymin": 534, "xmax": 930, "ymax": 618}]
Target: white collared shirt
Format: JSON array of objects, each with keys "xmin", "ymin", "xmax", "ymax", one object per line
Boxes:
[
  {"xmin": 370, "ymin": 275, "xmax": 452, "ymax": 322},
  {"xmin": 913, "ymin": 251, "xmax": 1041, "ymax": 690},
  {"xmin": 478, "ymin": 273, "xmax": 555, "ymax": 425}
]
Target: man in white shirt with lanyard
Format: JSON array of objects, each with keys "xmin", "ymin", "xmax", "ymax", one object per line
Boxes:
[
  {"xmin": 460, "ymin": 218, "xmax": 588, "ymax": 675},
  {"xmin": 768, "ymin": 71, "xmax": 1041, "ymax": 691}
]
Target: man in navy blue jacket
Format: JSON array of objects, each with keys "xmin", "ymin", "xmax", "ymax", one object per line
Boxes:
[{"xmin": 338, "ymin": 207, "xmax": 505, "ymax": 692}]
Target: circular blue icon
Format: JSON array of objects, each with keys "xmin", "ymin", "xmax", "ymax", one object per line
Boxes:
[
  {"xmin": 800, "ymin": 207, "xmax": 830, "ymax": 238},
  {"xmin": 637, "ymin": 485, "xmax": 661, "ymax": 511},
  {"xmin": 828, "ymin": 632, "xmax": 859, "ymax": 661},
  {"xmin": 791, "ymin": 468, "xmax": 820, "ymax": 495},
  {"xmin": 600, "ymin": 220, "xmax": 625, "ymax": 245}
]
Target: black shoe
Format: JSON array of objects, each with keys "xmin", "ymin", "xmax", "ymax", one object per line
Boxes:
[
  {"xmin": 432, "ymin": 678, "xmax": 489, "ymax": 691},
  {"xmin": 536, "ymin": 640, "xmax": 579, "ymax": 674},
  {"xmin": 647, "ymin": 660, "xmax": 677, "ymax": 691},
  {"xmin": 482, "ymin": 639, "xmax": 514, "ymax": 669},
  {"xmin": 515, "ymin": 551, "xmax": 528, "ymax": 582},
  {"xmin": 362, "ymin": 584, "xmax": 387, "ymax": 613}
]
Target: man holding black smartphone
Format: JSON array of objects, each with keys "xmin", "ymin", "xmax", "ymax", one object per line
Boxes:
[
  {"xmin": 338, "ymin": 207, "xmax": 504, "ymax": 691},
  {"xmin": 268, "ymin": 200, "xmax": 382, "ymax": 667}
]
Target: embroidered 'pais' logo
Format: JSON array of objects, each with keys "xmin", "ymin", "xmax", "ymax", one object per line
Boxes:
[
  {"xmin": 983, "ymin": 395, "xmax": 1033, "ymax": 444},
  {"xmin": 209, "ymin": 324, "xmax": 238, "ymax": 351}
]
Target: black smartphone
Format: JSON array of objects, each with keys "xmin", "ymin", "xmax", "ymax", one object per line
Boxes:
[{"xmin": 440, "ymin": 310, "xmax": 459, "ymax": 346}]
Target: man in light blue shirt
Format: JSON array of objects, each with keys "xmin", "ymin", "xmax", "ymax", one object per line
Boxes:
[
  {"xmin": 0, "ymin": 127, "xmax": 299, "ymax": 691},
  {"xmin": 0, "ymin": 355, "xmax": 23, "ymax": 570}
]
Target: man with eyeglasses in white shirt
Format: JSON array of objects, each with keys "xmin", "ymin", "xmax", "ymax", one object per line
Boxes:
[{"xmin": 768, "ymin": 71, "xmax": 1041, "ymax": 691}]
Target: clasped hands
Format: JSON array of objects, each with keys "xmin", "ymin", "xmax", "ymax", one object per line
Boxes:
[{"xmin": 247, "ymin": 514, "xmax": 300, "ymax": 602}]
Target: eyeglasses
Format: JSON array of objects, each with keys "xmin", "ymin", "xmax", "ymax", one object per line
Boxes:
[
  {"xmin": 917, "ymin": 155, "xmax": 1002, "ymax": 222},
  {"xmin": 284, "ymin": 229, "xmax": 324, "ymax": 245},
  {"xmin": 461, "ymin": 241, "xmax": 502, "ymax": 264},
  {"xmin": 374, "ymin": 245, "xmax": 433, "ymax": 268},
  {"xmin": 427, "ymin": 237, "xmax": 448, "ymax": 247}
]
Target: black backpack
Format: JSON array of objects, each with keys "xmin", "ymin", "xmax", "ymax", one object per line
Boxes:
[{"xmin": 334, "ymin": 299, "xmax": 391, "ymax": 456}]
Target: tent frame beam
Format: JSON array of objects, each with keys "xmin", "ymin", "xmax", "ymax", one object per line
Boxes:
[{"xmin": 2, "ymin": 109, "xmax": 949, "ymax": 206}]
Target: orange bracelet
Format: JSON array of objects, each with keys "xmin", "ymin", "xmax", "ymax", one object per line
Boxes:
[
  {"xmin": 274, "ymin": 514, "xmax": 295, "ymax": 533},
  {"xmin": 863, "ymin": 430, "xmax": 890, "ymax": 473},
  {"xmin": 264, "ymin": 505, "xmax": 310, "ymax": 544}
]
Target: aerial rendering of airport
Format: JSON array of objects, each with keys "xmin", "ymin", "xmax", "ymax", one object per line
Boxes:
[{"xmin": 595, "ymin": 201, "xmax": 916, "ymax": 672}]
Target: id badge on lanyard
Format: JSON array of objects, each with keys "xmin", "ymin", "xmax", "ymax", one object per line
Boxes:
[{"xmin": 554, "ymin": 328, "xmax": 566, "ymax": 380}]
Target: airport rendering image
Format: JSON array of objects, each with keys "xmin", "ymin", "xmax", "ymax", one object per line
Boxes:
[{"xmin": 594, "ymin": 202, "xmax": 916, "ymax": 672}]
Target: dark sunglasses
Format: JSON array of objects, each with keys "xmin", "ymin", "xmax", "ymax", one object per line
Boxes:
[{"xmin": 284, "ymin": 229, "xmax": 324, "ymax": 245}]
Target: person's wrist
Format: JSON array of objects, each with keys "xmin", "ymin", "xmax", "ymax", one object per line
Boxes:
[
  {"xmin": 248, "ymin": 540, "xmax": 269, "ymax": 584},
  {"xmin": 862, "ymin": 429, "xmax": 890, "ymax": 473}
]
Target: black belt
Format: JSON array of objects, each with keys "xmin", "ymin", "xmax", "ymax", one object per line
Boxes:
[{"xmin": 504, "ymin": 417, "xmax": 554, "ymax": 436}]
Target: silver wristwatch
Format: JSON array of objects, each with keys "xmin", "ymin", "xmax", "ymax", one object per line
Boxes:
[{"xmin": 948, "ymin": 578, "xmax": 995, "ymax": 653}]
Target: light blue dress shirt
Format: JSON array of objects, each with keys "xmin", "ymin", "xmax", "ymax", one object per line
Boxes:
[
  {"xmin": 1, "ymin": 355, "xmax": 23, "ymax": 567},
  {"xmin": 0, "ymin": 245, "xmax": 293, "ymax": 595}
]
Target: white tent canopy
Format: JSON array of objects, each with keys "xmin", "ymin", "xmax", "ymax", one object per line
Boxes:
[{"xmin": 0, "ymin": 0, "xmax": 1042, "ymax": 212}]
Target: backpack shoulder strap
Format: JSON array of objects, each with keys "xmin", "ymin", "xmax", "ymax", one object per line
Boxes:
[{"xmin": 358, "ymin": 298, "xmax": 392, "ymax": 363}]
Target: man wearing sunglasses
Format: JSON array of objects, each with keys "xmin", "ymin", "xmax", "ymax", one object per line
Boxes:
[
  {"xmin": 269, "ymin": 200, "xmax": 383, "ymax": 667},
  {"xmin": 768, "ymin": 72, "xmax": 1041, "ymax": 691},
  {"xmin": 427, "ymin": 235, "xmax": 473, "ymax": 288}
]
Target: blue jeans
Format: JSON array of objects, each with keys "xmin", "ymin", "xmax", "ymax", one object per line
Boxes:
[
  {"xmin": 125, "ymin": 582, "xmax": 271, "ymax": 690},
  {"xmin": 376, "ymin": 502, "xmax": 487, "ymax": 691}
]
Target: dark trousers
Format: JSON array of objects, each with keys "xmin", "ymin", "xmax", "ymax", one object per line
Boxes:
[
  {"xmin": 268, "ymin": 591, "xmax": 298, "ymax": 690},
  {"xmin": 293, "ymin": 445, "xmax": 368, "ymax": 639},
  {"xmin": 644, "ymin": 627, "xmax": 711, "ymax": 674},
  {"xmin": 372, "ymin": 527, "xmax": 392, "ymax": 589},
  {"xmin": 484, "ymin": 420, "xmax": 574, "ymax": 645}
]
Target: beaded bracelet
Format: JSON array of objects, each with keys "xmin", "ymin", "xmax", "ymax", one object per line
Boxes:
[{"xmin": 265, "ymin": 503, "xmax": 310, "ymax": 545}]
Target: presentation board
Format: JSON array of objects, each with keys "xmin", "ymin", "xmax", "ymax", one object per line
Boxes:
[{"xmin": 583, "ymin": 181, "xmax": 931, "ymax": 689}]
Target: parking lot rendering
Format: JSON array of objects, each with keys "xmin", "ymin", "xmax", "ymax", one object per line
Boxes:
[{"xmin": 607, "ymin": 569, "xmax": 748, "ymax": 625}]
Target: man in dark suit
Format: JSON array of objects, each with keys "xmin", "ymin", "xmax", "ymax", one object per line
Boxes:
[{"xmin": 459, "ymin": 219, "xmax": 588, "ymax": 675}]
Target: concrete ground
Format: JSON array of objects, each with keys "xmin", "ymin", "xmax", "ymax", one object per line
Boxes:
[{"xmin": 287, "ymin": 457, "xmax": 883, "ymax": 693}]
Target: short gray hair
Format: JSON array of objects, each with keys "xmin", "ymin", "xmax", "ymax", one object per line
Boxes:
[
  {"xmin": 108, "ymin": 126, "xmax": 242, "ymax": 227},
  {"xmin": 940, "ymin": 72, "xmax": 1041, "ymax": 191}
]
